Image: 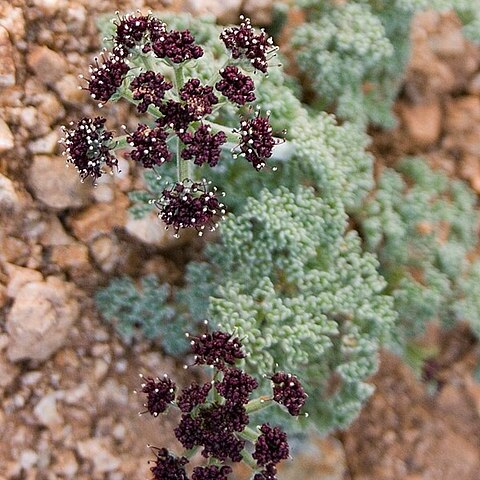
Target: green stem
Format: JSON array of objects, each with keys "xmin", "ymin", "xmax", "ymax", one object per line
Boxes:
[
  {"xmin": 185, "ymin": 447, "xmax": 198, "ymax": 459},
  {"xmin": 109, "ymin": 135, "xmax": 129, "ymax": 150},
  {"xmin": 245, "ymin": 396, "xmax": 273, "ymax": 414},
  {"xmin": 238, "ymin": 426, "xmax": 260, "ymax": 443},
  {"xmin": 241, "ymin": 449, "xmax": 258, "ymax": 469}
]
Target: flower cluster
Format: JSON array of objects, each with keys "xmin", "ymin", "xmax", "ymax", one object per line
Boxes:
[
  {"xmin": 139, "ymin": 329, "xmax": 306, "ymax": 480},
  {"xmin": 61, "ymin": 117, "xmax": 117, "ymax": 182},
  {"xmin": 156, "ymin": 180, "xmax": 225, "ymax": 236},
  {"xmin": 63, "ymin": 12, "xmax": 282, "ymax": 235},
  {"xmin": 220, "ymin": 16, "xmax": 277, "ymax": 73}
]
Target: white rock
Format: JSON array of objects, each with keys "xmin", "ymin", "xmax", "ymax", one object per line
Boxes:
[
  {"xmin": 0, "ymin": 26, "xmax": 15, "ymax": 87},
  {"xmin": 6, "ymin": 264, "xmax": 43, "ymax": 298},
  {"xmin": 0, "ymin": 118, "xmax": 14, "ymax": 152},
  {"xmin": 184, "ymin": 0, "xmax": 242, "ymax": 23},
  {"xmin": 0, "ymin": 172, "xmax": 20, "ymax": 211},
  {"xmin": 28, "ymin": 155, "xmax": 91, "ymax": 210},
  {"xmin": 33, "ymin": 393, "xmax": 63, "ymax": 428},
  {"xmin": 6, "ymin": 276, "xmax": 80, "ymax": 362},
  {"xmin": 20, "ymin": 450, "xmax": 38, "ymax": 469},
  {"xmin": 77, "ymin": 438, "xmax": 120, "ymax": 473},
  {"xmin": 29, "ymin": 130, "xmax": 59, "ymax": 154}
]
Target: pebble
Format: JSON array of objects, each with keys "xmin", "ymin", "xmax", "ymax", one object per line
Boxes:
[
  {"xmin": 6, "ymin": 264, "xmax": 43, "ymax": 298},
  {"xmin": 20, "ymin": 450, "xmax": 38, "ymax": 469},
  {"xmin": 0, "ymin": 118, "xmax": 14, "ymax": 152},
  {"xmin": 0, "ymin": 172, "xmax": 20, "ymax": 211},
  {"xmin": 29, "ymin": 130, "xmax": 60, "ymax": 155},
  {"xmin": 0, "ymin": 26, "xmax": 15, "ymax": 87},
  {"xmin": 28, "ymin": 155, "xmax": 91, "ymax": 210},
  {"xmin": 52, "ymin": 450, "xmax": 79, "ymax": 477},
  {"xmin": 184, "ymin": 0, "xmax": 242, "ymax": 23},
  {"xmin": 6, "ymin": 276, "xmax": 80, "ymax": 362},
  {"xmin": 27, "ymin": 46, "xmax": 67, "ymax": 85},
  {"xmin": 34, "ymin": 393, "xmax": 63, "ymax": 428},
  {"xmin": 399, "ymin": 101, "xmax": 442, "ymax": 148},
  {"xmin": 77, "ymin": 438, "xmax": 121, "ymax": 473}
]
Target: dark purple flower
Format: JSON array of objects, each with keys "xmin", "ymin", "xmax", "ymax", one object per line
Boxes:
[
  {"xmin": 271, "ymin": 372, "xmax": 307, "ymax": 416},
  {"xmin": 190, "ymin": 330, "xmax": 245, "ymax": 369},
  {"xmin": 140, "ymin": 374, "xmax": 176, "ymax": 417},
  {"xmin": 130, "ymin": 71, "xmax": 173, "ymax": 113},
  {"xmin": 253, "ymin": 464, "xmax": 278, "ymax": 480},
  {"xmin": 201, "ymin": 432, "xmax": 245, "ymax": 463},
  {"xmin": 238, "ymin": 113, "xmax": 277, "ymax": 170},
  {"xmin": 181, "ymin": 124, "xmax": 226, "ymax": 167},
  {"xmin": 180, "ymin": 79, "xmax": 218, "ymax": 120},
  {"xmin": 127, "ymin": 124, "xmax": 172, "ymax": 168},
  {"xmin": 198, "ymin": 403, "xmax": 249, "ymax": 435},
  {"xmin": 114, "ymin": 13, "xmax": 150, "ymax": 51},
  {"xmin": 177, "ymin": 382, "xmax": 212, "ymax": 413},
  {"xmin": 157, "ymin": 100, "xmax": 193, "ymax": 133},
  {"xmin": 252, "ymin": 424, "xmax": 289, "ymax": 467},
  {"xmin": 216, "ymin": 367, "xmax": 258, "ymax": 406},
  {"xmin": 151, "ymin": 29, "xmax": 204, "ymax": 64},
  {"xmin": 149, "ymin": 448, "xmax": 189, "ymax": 480},
  {"xmin": 61, "ymin": 116, "xmax": 117, "ymax": 181},
  {"xmin": 156, "ymin": 181, "xmax": 225, "ymax": 235},
  {"xmin": 175, "ymin": 413, "xmax": 203, "ymax": 450},
  {"xmin": 192, "ymin": 465, "xmax": 232, "ymax": 480},
  {"xmin": 215, "ymin": 66, "xmax": 255, "ymax": 105},
  {"xmin": 147, "ymin": 17, "xmax": 168, "ymax": 43},
  {"xmin": 85, "ymin": 52, "xmax": 129, "ymax": 104},
  {"xmin": 220, "ymin": 16, "xmax": 276, "ymax": 73}
]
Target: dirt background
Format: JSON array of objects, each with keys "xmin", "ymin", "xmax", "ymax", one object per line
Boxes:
[{"xmin": 1, "ymin": 1, "xmax": 480, "ymax": 479}]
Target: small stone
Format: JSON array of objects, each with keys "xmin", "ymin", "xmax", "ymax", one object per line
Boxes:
[
  {"xmin": 428, "ymin": 29, "xmax": 465, "ymax": 57},
  {"xmin": 0, "ymin": 6, "xmax": 26, "ymax": 42},
  {"xmin": 53, "ymin": 450, "xmax": 78, "ymax": 477},
  {"xmin": 0, "ymin": 118, "xmax": 14, "ymax": 152},
  {"xmin": 0, "ymin": 355, "xmax": 19, "ymax": 390},
  {"xmin": 6, "ymin": 276, "xmax": 80, "ymax": 362},
  {"xmin": 243, "ymin": 0, "xmax": 273, "ymax": 25},
  {"xmin": 184, "ymin": 0, "xmax": 242, "ymax": 23},
  {"xmin": 55, "ymin": 74, "xmax": 88, "ymax": 105},
  {"xmin": 33, "ymin": 393, "xmax": 63, "ymax": 429},
  {"xmin": 6, "ymin": 264, "xmax": 43, "ymax": 298},
  {"xmin": 0, "ymin": 26, "xmax": 15, "ymax": 87},
  {"xmin": 94, "ymin": 358, "xmax": 109, "ymax": 381},
  {"xmin": 125, "ymin": 212, "xmax": 193, "ymax": 248},
  {"xmin": 89, "ymin": 236, "xmax": 120, "ymax": 273},
  {"xmin": 50, "ymin": 243, "xmax": 90, "ymax": 273},
  {"xmin": 468, "ymin": 73, "xmax": 480, "ymax": 96},
  {"xmin": 37, "ymin": 93, "xmax": 65, "ymax": 127},
  {"xmin": 0, "ymin": 172, "xmax": 20, "ymax": 211},
  {"xmin": 28, "ymin": 155, "xmax": 91, "ymax": 210},
  {"xmin": 400, "ymin": 101, "xmax": 442, "ymax": 148},
  {"xmin": 20, "ymin": 450, "xmax": 38, "ymax": 469},
  {"xmin": 29, "ymin": 130, "xmax": 59, "ymax": 154},
  {"xmin": 77, "ymin": 438, "xmax": 121, "ymax": 473},
  {"xmin": 27, "ymin": 46, "xmax": 67, "ymax": 85},
  {"xmin": 68, "ymin": 193, "xmax": 128, "ymax": 242},
  {"xmin": 33, "ymin": 0, "xmax": 65, "ymax": 15}
]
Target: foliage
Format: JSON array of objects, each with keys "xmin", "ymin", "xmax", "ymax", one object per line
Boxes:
[
  {"xmin": 293, "ymin": 0, "xmax": 480, "ymax": 127},
  {"xmin": 359, "ymin": 157, "xmax": 479, "ymax": 345},
  {"xmin": 180, "ymin": 186, "xmax": 396, "ymax": 432},
  {"xmin": 95, "ymin": 275, "xmax": 188, "ymax": 356}
]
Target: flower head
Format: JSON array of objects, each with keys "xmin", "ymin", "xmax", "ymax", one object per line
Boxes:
[
  {"xmin": 114, "ymin": 13, "xmax": 150, "ymax": 51},
  {"xmin": 192, "ymin": 465, "xmax": 232, "ymax": 480},
  {"xmin": 271, "ymin": 372, "xmax": 307, "ymax": 416},
  {"xmin": 61, "ymin": 117, "xmax": 117, "ymax": 181},
  {"xmin": 128, "ymin": 124, "xmax": 172, "ymax": 168},
  {"xmin": 130, "ymin": 71, "xmax": 173, "ymax": 113},
  {"xmin": 220, "ymin": 16, "xmax": 276, "ymax": 73},
  {"xmin": 180, "ymin": 79, "xmax": 218, "ymax": 120},
  {"xmin": 215, "ymin": 66, "xmax": 256, "ymax": 106},
  {"xmin": 198, "ymin": 403, "xmax": 249, "ymax": 435},
  {"xmin": 181, "ymin": 124, "xmax": 227, "ymax": 167},
  {"xmin": 216, "ymin": 367, "xmax": 258, "ymax": 406},
  {"xmin": 140, "ymin": 374, "xmax": 176, "ymax": 417},
  {"xmin": 252, "ymin": 424, "xmax": 289, "ymax": 467},
  {"xmin": 175, "ymin": 413, "xmax": 203, "ymax": 450},
  {"xmin": 177, "ymin": 382, "xmax": 212, "ymax": 413},
  {"xmin": 156, "ymin": 180, "xmax": 224, "ymax": 235},
  {"xmin": 190, "ymin": 330, "xmax": 245, "ymax": 369},
  {"xmin": 157, "ymin": 100, "xmax": 193, "ymax": 133},
  {"xmin": 149, "ymin": 448, "xmax": 189, "ymax": 480},
  {"xmin": 85, "ymin": 52, "xmax": 129, "ymax": 104},
  {"xmin": 151, "ymin": 29, "xmax": 204, "ymax": 63},
  {"xmin": 238, "ymin": 112, "xmax": 277, "ymax": 170}
]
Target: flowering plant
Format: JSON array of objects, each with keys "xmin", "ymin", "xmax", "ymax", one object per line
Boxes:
[
  {"xmin": 62, "ymin": 13, "xmax": 283, "ymax": 236},
  {"xmin": 138, "ymin": 327, "xmax": 307, "ymax": 480}
]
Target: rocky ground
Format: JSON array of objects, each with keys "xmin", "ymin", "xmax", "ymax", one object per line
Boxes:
[{"xmin": 0, "ymin": 1, "xmax": 480, "ymax": 479}]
